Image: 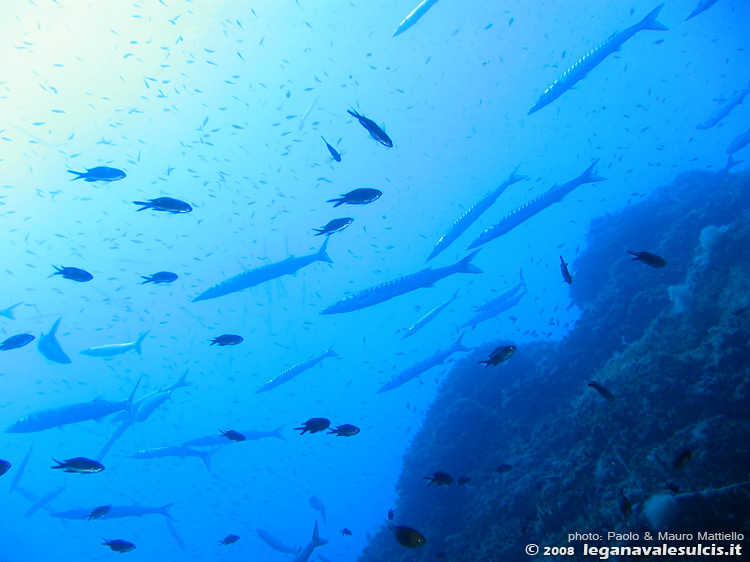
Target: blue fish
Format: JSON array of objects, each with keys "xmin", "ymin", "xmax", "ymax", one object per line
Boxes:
[
  {"xmin": 37, "ymin": 317, "xmax": 72, "ymax": 364},
  {"xmin": 67, "ymin": 166, "xmax": 126, "ymax": 182},
  {"xmin": 468, "ymin": 162, "xmax": 605, "ymax": 250},
  {"xmin": 192, "ymin": 238, "xmax": 332, "ymax": 302},
  {"xmin": 401, "ymin": 290, "xmax": 459, "ymax": 339},
  {"xmin": 256, "ymin": 349, "xmax": 337, "ymax": 393},
  {"xmin": 182, "ymin": 425, "xmax": 286, "ymax": 447},
  {"xmin": 528, "ymin": 5, "xmax": 667, "ymax": 114},
  {"xmin": 321, "ymin": 251, "xmax": 482, "ymax": 315},
  {"xmin": 0, "ymin": 334, "xmax": 35, "ymax": 351},
  {"xmin": 321, "ymin": 136, "xmax": 342, "ymax": 162}
]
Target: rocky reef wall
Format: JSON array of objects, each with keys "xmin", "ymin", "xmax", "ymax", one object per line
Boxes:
[{"xmin": 358, "ymin": 168, "xmax": 750, "ymax": 561}]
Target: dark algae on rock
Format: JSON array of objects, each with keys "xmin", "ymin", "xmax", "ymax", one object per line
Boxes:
[{"xmin": 357, "ymin": 168, "xmax": 750, "ymax": 562}]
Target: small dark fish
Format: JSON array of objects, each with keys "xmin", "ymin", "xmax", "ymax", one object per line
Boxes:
[
  {"xmin": 0, "ymin": 459, "xmax": 11, "ymax": 476},
  {"xmin": 341, "ymin": 528, "xmax": 352, "ymax": 536},
  {"xmin": 328, "ymin": 424, "xmax": 360, "ymax": 437},
  {"xmin": 294, "ymin": 418, "xmax": 331, "ymax": 435},
  {"xmin": 220, "ymin": 430, "xmax": 246, "ymax": 442},
  {"xmin": 495, "ymin": 463, "xmax": 513, "ymax": 474},
  {"xmin": 211, "ymin": 334, "xmax": 244, "ymax": 346},
  {"xmin": 672, "ymin": 448, "xmax": 692, "ymax": 471},
  {"xmin": 456, "ymin": 476, "xmax": 471, "ymax": 486},
  {"xmin": 627, "ymin": 250, "xmax": 667, "ymax": 268},
  {"xmin": 313, "ymin": 217, "xmax": 353, "ymax": 236},
  {"xmin": 0, "ymin": 334, "xmax": 35, "ymax": 351},
  {"xmin": 387, "ymin": 508, "xmax": 395, "ymax": 521},
  {"xmin": 389, "ymin": 525, "xmax": 426, "ymax": 548},
  {"xmin": 88, "ymin": 505, "xmax": 111, "ymax": 521},
  {"xmin": 51, "ymin": 457, "xmax": 104, "ymax": 474},
  {"xmin": 219, "ymin": 534, "xmax": 240, "ymax": 546},
  {"xmin": 327, "ymin": 188, "xmax": 382, "ymax": 207},
  {"xmin": 102, "ymin": 539, "xmax": 136, "ymax": 553},
  {"xmin": 141, "ymin": 271, "xmax": 178, "ymax": 284},
  {"xmin": 321, "ymin": 136, "xmax": 342, "ymax": 162},
  {"xmin": 51, "ymin": 265, "xmax": 93, "ymax": 282},
  {"xmin": 479, "ymin": 345, "xmax": 516, "ymax": 367},
  {"xmin": 619, "ymin": 487, "xmax": 632, "ymax": 518},
  {"xmin": 347, "ymin": 108, "xmax": 393, "ymax": 147},
  {"xmin": 68, "ymin": 166, "xmax": 126, "ymax": 182},
  {"xmin": 588, "ymin": 381, "xmax": 616, "ymax": 402},
  {"xmin": 423, "ymin": 471, "xmax": 454, "ymax": 486},
  {"xmin": 560, "ymin": 256, "xmax": 573, "ymax": 284},
  {"xmin": 133, "ymin": 197, "xmax": 193, "ymax": 213}
]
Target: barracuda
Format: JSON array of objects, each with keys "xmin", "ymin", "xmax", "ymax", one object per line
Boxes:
[
  {"xmin": 468, "ymin": 162, "xmax": 605, "ymax": 250},
  {"xmin": 192, "ymin": 238, "xmax": 332, "ymax": 302},
  {"xmin": 528, "ymin": 4, "xmax": 667, "ymax": 115},
  {"xmin": 256, "ymin": 349, "xmax": 337, "ymax": 393}
]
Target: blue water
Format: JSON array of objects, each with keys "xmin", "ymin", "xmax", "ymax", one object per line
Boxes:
[{"xmin": 1, "ymin": 1, "xmax": 748, "ymax": 560}]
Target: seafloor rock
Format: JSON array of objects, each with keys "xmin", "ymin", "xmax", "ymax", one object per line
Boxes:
[{"xmin": 358, "ymin": 168, "xmax": 750, "ymax": 562}]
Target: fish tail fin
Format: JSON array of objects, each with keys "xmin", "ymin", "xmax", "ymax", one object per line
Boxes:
[
  {"xmin": 201, "ymin": 448, "xmax": 219, "ymax": 470},
  {"xmin": 508, "ymin": 164, "xmax": 528, "ymax": 184},
  {"xmin": 48, "ymin": 265, "xmax": 62, "ymax": 278},
  {"xmin": 453, "ymin": 331, "xmax": 469, "ymax": 352},
  {"xmin": 47, "ymin": 316, "xmax": 63, "ymax": 335},
  {"xmin": 626, "ymin": 250, "xmax": 640, "ymax": 260},
  {"xmin": 326, "ymin": 197, "xmax": 344, "ymax": 207},
  {"xmin": 140, "ymin": 276, "xmax": 153, "ymax": 284},
  {"xmin": 272, "ymin": 425, "xmax": 286, "ymax": 441},
  {"xmin": 67, "ymin": 170, "xmax": 85, "ymax": 180},
  {"xmin": 725, "ymin": 154, "xmax": 743, "ymax": 172},
  {"xmin": 580, "ymin": 160, "xmax": 606, "ymax": 184},
  {"xmin": 346, "ymin": 108, "xmax": 360, "ymax": 119},
  {"xmin": 312, "ymin": 228, "xmax": 325, "ymax": 235},
  {"xmin": 312, "ymin": 520, "xmax": 328, "ymax": 547},
  {"xmin": 132, "ymin": 201, "xmax": 149, "ymax": 211},
  {"xmin": 171, "ymin": 370, "xmax": 190, "ymax": 392},
  {"xmin": 158, "ymin": 502, "xmax": 176, "ymax": 520},
  {"xmin": 325, "ymin": 347, "xmax": 338, "ymax": 358},
  {"xmin": 127, "ymin": 377, "xmax": 143, "ymax": 408},
  {"xmin": 0, "ymin": 302, "xmax": 22, "ymax": 319},
  {"xmin": 640, "ymin": 3, "xmax": 668, "ymax": 31},
  {"xmin": 317, "ymin": 237, "xmax": 333, "ymax": 264},
  {"xmin": 454, "ymin": 250, "xmax": 483, "ymax": 274},
  {"xmin": 133, "ymin": 331, "xmax": 149, "ymax": 355}
]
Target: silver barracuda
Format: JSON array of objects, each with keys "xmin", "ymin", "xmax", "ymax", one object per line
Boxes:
[
  {"xmin": 426, "ymin": 167, "xmax": 527, "ymax": 262},
  {"xmin": 401, "ymin": 290, "xmax": 459, "ymax": 340},
  {"xmin": 192, "ymin": 238, "xmax": 332, "ymax": 302},
  {"xmin": 685, "ymin": 0, "xmax": 720, "ymax": 21},
  {"xmin": 462, "ymin": 291, "xmax": 525, "ymax": 329},
  {"xmin": 51, "ymin": 503, "xmax": 174, "ymax": 520},
  {"xmin": 528, "ymin": 4, "xmax": 667, "ymax": 114},
  {"xmin": 376, "ymin": 333, "xmax": 468, "ymax": 393},
  {"xmin": 468, "ymin": 162, "xmax": 605, "ymax": 250},
  {"xmin": 393, "ymin": 0, "xmax": 439, "ymax": 37},
  {"xmin": 6, "ymin": 379, "xmax": 141, "ymax": 433},
  {"xmin": 182, "ymin": 425, "xmax": 285, "ymax": 447},
  {"xmin": 321, "ymin": 251, "xmax": 482, "ymax": 315},
  {"xmin": 256, "ymin": 349, "xmax": 337, "ymax": 393},
  {"xmin": 127, "ymin": 446, "xmax": 215, "ymax": 470},
  {"xmin": 257, "ymin": 528, "xmax": 301, "ymax": 554},
  {"xmin": 80, "ymin": 330, "xmax": 149, "ymax": 357},
  {"xmin": 130, "ymin": 371, "xmax": 189, "ymax": 423},
  {"xmin": 292, "ymin": 521, "xmax": 328, "ymax": 562},
  {"xmin": 696, "ymin": 82, "xmax": 750, "ymax": 130}
]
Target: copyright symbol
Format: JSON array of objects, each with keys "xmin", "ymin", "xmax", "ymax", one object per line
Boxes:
[{"xmin": 525, "ymin": 544, "xmax": 539, "ymax": 555}]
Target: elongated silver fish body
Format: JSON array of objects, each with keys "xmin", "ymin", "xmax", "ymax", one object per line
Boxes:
[
  {"xmin": 377, "ymin": 333, "xmax": 468, "ymax": 393},
  {"xmin": 128, "ymin": 446, "xmax": 213, "ymax": 469},
  {"xmin": 257, "ymin": 528, "xmax": 300, "ymax": 554},
  {"xmin": 393, "ymin": 0, "xmax": 439, "ymax": 37},
  {"xmin": 529, "ymin": 4, "xmax": 667, "ymax": 114},
  {"xmin": 6, "ymin": 380, "xmax": 140, "ymax": 433},
  {"xmin": 468, "ymin": 161, "xmax": 605, "ymax": 250},
  {"xmin": 727, "ymin": 128, "xmax": 750, "ymax": 155},
  {"xmin": 80, "ymin": 331, "xmax": 149, "ymax": 357},
  {"xmin": 462, "ymin": 291, "xmax": 525, "ymax": 328},
  {"xmin": 183, "ymin": 425, "xmax": 285, "ymax": 447},
  {"xmin": 697, "ymin": 83, "xmax": 750, "ymax": 129},
  {"xmin": 52, "ymin": 503, "xmax": 174, "ymax": 520},
  {"xmin": 402, "ymin": 290, "xmax": 459, "ymax": 339},
  {"xmin": 427, "ymin": 167, "xmax": 527, "ymax": 261},
  {"xmin": 322, "ymin": 251, "xmax": 482, "ymax": 315},
  {"xmin": 685, "ymin": 0, "xmax": 720, "ymax": 21},
  {"xmin": 192, "ymin": 238, "xmax": 332, "ymax": 302},
  {"xmin": 256, "ymin": 349, "xmax": 337, "ymax": 393}
]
